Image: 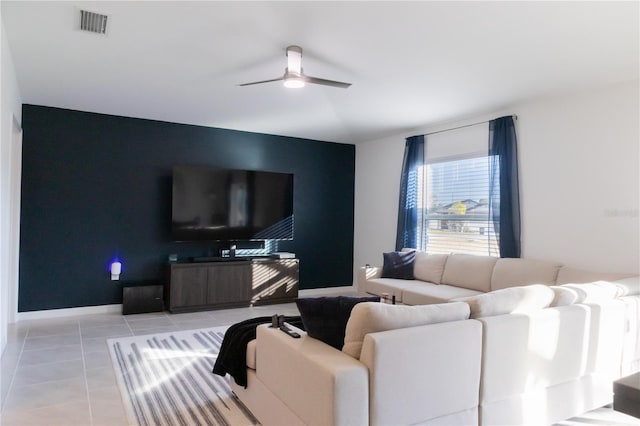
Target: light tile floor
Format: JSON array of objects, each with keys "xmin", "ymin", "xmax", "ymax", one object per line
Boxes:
[
  {"xmin": 0, "ymin": 303, "xmax": 298, "ymax": 426},
  {"xmin": 1, "ymin": 302, "xmax": 638, "ymax": 426}
]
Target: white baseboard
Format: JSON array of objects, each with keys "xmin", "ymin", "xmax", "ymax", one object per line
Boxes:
[
  {"xmin": 16, "ymin": 304, "xmax": 122, "ymax": 322},
  {"xmin": 15, "ymin": 286, "xmax": 358, "ymax": 322}
]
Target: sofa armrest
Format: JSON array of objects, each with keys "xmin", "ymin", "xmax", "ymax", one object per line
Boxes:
[
  {"xmin": 255, "ymin": 324, "xmax": 369, "ymax": 426},
  {"xmin": 358, "ymin": 265, "xmax": 382, "ymax": 293},
  {"xmin": 360, "ymin": 320, "xmax": 483, "ymax": 426}
]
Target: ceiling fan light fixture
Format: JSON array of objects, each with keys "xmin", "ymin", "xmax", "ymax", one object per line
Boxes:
[
  {"xmin": 283, "ymin": 77, "xmax": 305, "ymax": 89},
  {"xmin": 283, "ymin": 70, "xmax": 305, "ymax": 88}
]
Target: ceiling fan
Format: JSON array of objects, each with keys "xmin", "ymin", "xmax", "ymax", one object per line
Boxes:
[{"xmin": 239, "ymin": 45, "xmax": 351, "ymax": 89}]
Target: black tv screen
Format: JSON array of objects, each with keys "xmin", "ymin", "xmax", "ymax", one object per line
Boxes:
[{"xmin": 171, "ymin": 165, "xmax": 294, "ymax": 242}]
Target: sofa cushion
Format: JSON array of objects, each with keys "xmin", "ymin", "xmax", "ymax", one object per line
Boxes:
[
  {"xmin": 413, "ymin": 252, "xmax": 448, "ymax": 284},
  {"xmin": 440, "ymin": 254, "xmax": 497, "ymax": 292},
  {"xmin": 549, "ymin": 286, "xmax": 580, "ymax": 307},
  {"xmin": 561, "ymin": 281, "xmax": 621, "ymax": 303},
  {"xmin": 381, "ymin": 251, "xmax": 416, "ymax": 280},
  {"xmin": 491, "ymin": 258, "xmax": 562, "ymax": 291},
  {"xmin": 342, "ymin": 301, "xmax": 470, "ymax": 359},
  {"xmin": 402, "ymin": 283, "xmax": 483, "ymax": 306},
  {"xmin": 477, "ymin": 304, "xmax": 592, "ymax": 410},
  {"xmin": 612, "ymin": 276, "xmax": 640, "ymax": 296},
  {"xmin": 295, "ymin": 296, "xmax": 380, "ymax": 350},
  {"xmin": 556, "ymin": 267, "xmax": 633, "ymax": 285},
  {"xmin": 454, "ymin": 284, "xmax": 555, "ymax": 319}
]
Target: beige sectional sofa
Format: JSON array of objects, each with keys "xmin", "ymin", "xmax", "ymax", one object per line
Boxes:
[
  {"xmin": 358, "ymin": 252, "xmax": 629, "ymax": 305},
  {"xmin": 360, "ymin": 251, "xmax": 640, "ymax": 376},
  {"xmin": 232, "ymin": 253, "xmax": 639, "ymax": 425}
]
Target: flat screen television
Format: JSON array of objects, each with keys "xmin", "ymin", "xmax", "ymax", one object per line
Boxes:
[{"xmin": 171, "ymin": 165, "xmax": 294, "ymax": 242}]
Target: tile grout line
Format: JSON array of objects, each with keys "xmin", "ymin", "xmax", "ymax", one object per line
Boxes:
[
  {"xmin": 1, "ymin": 325, "xmax": 29, "ymax": 414},
  {"xmin": 78, "ymin": 321, "xmax": 95, "ymax": 426},
  {"xmin": 103, "ymin": 311, "xmax": 140, "ymax": 423},
  {"xmin": 83, "ymin": 315, "xmax": 138, "ymax": 425}
]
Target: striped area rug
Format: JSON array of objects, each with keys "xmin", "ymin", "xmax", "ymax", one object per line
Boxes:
[{"xmin": 108, "ymin": 326, "xmax": 258, "ymax": 426}]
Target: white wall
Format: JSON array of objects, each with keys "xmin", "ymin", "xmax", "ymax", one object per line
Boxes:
[
  {"xmin": 354, "ymin": 79, "xmax": 640, "ymax": 279},
  {"xmin": 0, "ymin": 16, "xmax": 23, "ymax": 355},
  {"xmin": 354, "ymin": 133, "xmax": 405, "ymax": 276},
  {"xmin": 517, "ymin": 80, "xmax": 639, "ymax": 272}
]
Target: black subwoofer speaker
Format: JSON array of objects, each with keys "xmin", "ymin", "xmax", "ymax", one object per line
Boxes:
[{"xmin": 122, "ymin": 282, "xmax": 164, "ymax": 315}]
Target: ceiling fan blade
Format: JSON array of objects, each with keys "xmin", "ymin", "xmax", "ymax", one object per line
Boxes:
[
  {"xmin": 286, "ymin": 45, "xmax": 303, "ymax": 74},
  {"xmin": 239, "ymin": 46, "xmax": 351, "ymax": 89},
  {"xmin": 238, "ymin": 77, "xmax": 284, "ymax": 87},
  {"xmin": 304, "ymin": 75, "xmax": 352, "ymax": 89}
]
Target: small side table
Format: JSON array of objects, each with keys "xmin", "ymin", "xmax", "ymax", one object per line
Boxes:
[
  {"xmin": 613, "ymin": 371, "xmax": 640, "ymax": 419},
  {"xmin": 121, "ymin": 281, "xmax": 164, "ymax": 315}
]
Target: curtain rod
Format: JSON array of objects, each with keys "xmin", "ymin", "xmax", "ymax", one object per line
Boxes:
[{"xmin": 422, "ymin": 114, "xmax": 518, "ymax": 137}]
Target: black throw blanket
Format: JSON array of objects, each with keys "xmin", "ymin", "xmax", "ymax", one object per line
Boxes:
[{"xmin": 212, "ymin": 315, "xmax": 304, "ymax": 387}]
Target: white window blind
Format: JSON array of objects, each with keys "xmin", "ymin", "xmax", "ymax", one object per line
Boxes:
[{"xmin": 416, "ymin": 123, "xmax": 499, "ymax": 256}]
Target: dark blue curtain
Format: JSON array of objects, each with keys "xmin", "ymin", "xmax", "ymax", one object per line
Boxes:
[
  {"xmin": 489, "ymin": 116, "xmax": 521, "ymax": 258},
  {"xmin": 395, "ymin": 135, "xmax": 424, "ymax": 251}
]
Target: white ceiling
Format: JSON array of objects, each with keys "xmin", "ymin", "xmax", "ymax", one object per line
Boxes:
[{"xmin": 2, "ymin": 1, "xmax": 638, "ymax": 144}]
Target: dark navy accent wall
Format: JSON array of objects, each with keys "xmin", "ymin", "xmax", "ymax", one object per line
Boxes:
[{"xmin": 19, "ymin": 105, "xmax": 355, "ymax": 312}]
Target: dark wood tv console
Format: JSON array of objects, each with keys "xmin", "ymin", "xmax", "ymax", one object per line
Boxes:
[{"xmin": 166, "ymin": 258, "xmax": 299, "ymax": 313}]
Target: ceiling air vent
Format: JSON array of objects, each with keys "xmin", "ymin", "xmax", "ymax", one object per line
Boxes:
[{"xmin": 80, "ymin": 10, "xmax": 108, "ymax": 35}]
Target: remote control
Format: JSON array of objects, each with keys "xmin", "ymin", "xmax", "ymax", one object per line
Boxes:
[{"xmin": 280, "ymin": 324, "xmax": 301, "ymax": 338}]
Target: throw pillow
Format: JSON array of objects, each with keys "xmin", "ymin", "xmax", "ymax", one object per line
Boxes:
[
  {"xmin": 342, "ymin": 301, "xmax": 470, "ymax": 359},
  {"xmin": 453, "ymin": 284, "xmax": 554, "ymax": 319},
  {"xmin": 561, "ymin": 281, "xmax": 621, "ymax": 303},
  {"xmin": 295, "ymin": 296, "xmax": 380, "ymax": 350},
  {"xmin": 381, "ymin": 250, "xmax": 416, "ymax": 280},
  {"xmin": 612, "ymin": 276, "xmax": 640, "ymax": 296},
  {"xmin": 549, "ymin": 286, "xmax": 579, "ymax": 307}
]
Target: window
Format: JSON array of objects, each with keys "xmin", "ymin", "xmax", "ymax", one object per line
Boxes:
[
  {"xmin": 416, "ymin": 154, "xmax": 499, "ymax": 256},
  {"xmin": 398, "ymin": 117, "xmax": 519, "ymax": 258},
  {"xmin": 410, "ymin": 123, "xmax": 500, "ymax": 256}
]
